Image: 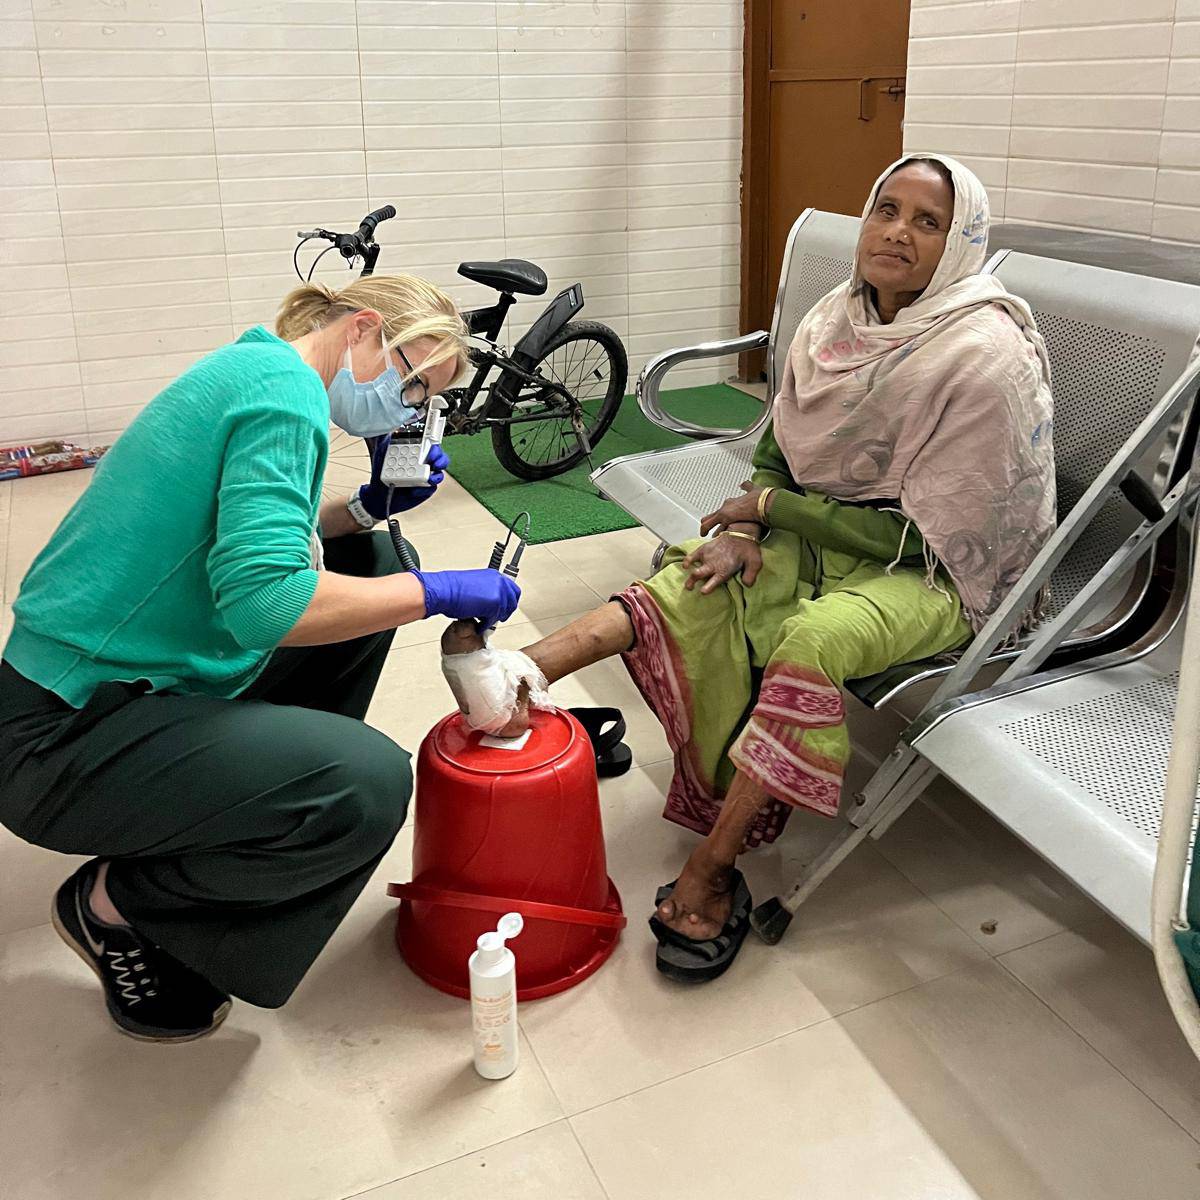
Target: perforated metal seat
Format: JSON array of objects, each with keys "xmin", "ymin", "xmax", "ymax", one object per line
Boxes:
[
  {"xmin": 908, "ymin": 571, "xmax": 1193, "ymax": 943},
  {"xmin": 591, "ymin": 209, "xmax": 859, "ymax": 548},
  {"xmin": 1025, "ymin": 298, "xmax": 1171, "ymax": 622}
]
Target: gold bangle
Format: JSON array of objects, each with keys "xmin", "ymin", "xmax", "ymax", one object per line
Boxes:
[
  {"xmin": 719, "ymin": 529, "xmax": 760, "ymax": 544},
  {"xmin": 757, "ymin": 487, "xmax": 776, "ymax": 526}
]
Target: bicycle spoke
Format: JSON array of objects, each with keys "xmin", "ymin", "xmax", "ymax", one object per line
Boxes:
[
  {"xmin": 321, "ymin": 427, "xmax": 372, "ymax": 500},
  {"xmin": 508, "ymin": 332, "xmax": 619, "ymax": 468}
]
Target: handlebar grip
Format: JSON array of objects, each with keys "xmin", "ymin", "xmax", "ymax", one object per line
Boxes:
[{"xmin": 358, "ymin": 205, "xmax": 396, "ymax": 240}]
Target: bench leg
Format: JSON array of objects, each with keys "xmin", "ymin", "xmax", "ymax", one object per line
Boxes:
[{"xmin": 749, "ymin": 752, "xmax": 939, "ymax": 945}]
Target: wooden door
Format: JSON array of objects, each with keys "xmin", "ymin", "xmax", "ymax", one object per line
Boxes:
[{"xmin": 741, "ymin": 0, "xmax": 911, "ymax": 378}]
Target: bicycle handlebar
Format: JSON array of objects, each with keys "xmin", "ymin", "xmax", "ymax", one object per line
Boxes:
[
  {"xmin": 294, "ymin": 206, "xmax": 395, "ymax": 280},
  {"xmin": 358, "ymin": 205, "xmax": 396, "ymax": 240},
  {"xmin": 297, "ymin": 207, "xmax": 396, "ymax": 252}
]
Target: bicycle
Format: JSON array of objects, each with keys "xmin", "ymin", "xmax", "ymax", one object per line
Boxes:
[{"xmin": 295, "ymin": 206, "xmax": 629, "ymax": 488}]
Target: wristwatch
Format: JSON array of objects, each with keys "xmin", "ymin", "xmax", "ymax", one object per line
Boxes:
[{"xmin": 346, "ymin": 492, "xmax": 377, "ymax": 530}]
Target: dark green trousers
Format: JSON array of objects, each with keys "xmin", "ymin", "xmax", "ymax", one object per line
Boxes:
[{"xmin": 0, "ymin": 532, "xmax": 414, "ymax": 1007}]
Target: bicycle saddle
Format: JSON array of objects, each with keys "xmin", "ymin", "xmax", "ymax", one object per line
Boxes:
[{"xmin": 458, "ymin": 259, "xmax": 548, "ymax": 296}]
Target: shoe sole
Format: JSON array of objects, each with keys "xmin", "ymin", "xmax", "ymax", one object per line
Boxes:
[{"xmin": 51, "ymin": 898, "xmax": 231, "ymax": 1044}]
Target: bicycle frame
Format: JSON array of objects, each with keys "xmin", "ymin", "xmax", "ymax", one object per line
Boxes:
[{"xmin": 445, "ymin": 284, "xmax": 586, "ymax": 432}]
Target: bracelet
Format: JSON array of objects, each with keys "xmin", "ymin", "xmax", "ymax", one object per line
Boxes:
[
  {"xmin": 346, "ymin": 492, "xmax": 377, "ymax": 530},
  {"xmin": 757, "ymin": 487, "xmax": 776, "ymax": 526},
  {"xmin": 719, "ymin": 529, "xmax": 760, "ymax": 544}
]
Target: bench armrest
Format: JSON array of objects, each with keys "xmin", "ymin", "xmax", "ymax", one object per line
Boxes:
[{"xmin": 636, "ymin": 331, "xmax": 770, "ymax": 439}]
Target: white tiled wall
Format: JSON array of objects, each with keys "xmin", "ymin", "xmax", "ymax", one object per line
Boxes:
[
  {"xmin": 0, "ymin": 0, "xmax": 741, "ymax": 447},
  {"xmin": 905, "ymin": 0, "xmax": 1199, "ymax": 243}
]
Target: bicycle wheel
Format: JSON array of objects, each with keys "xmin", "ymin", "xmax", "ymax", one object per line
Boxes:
[
  {"xmin": 491, "ymin": 319, "xmax": 627, "ymax": 481},
  {"xmin": 321, "ymin": 426, "xmax": 372, "ymax": 503}
]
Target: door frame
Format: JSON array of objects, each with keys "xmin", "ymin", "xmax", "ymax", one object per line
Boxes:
[{"xmin": 738, "ymin": 0, "xmax": 772, "ymax": 380}]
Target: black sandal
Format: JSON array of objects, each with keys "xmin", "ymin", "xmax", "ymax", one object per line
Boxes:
[
  {"xmin": 647, "ymin": 869, "xmax": 753, "ymax": 984},
  {"xmin": 569, "ymin": 706, "xmax": 633, "ymax": 778}
]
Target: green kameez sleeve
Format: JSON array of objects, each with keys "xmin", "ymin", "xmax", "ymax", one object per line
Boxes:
[{"xmin": 750, "ymin": 422, "xmax": 926, "ymax": 563}]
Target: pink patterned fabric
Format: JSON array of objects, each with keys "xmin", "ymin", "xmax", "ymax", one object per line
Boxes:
[
  {"xmin": 754, "ymin": 663, "xmax": 844, "ymax": 728},
  {"xmin": 729, "ymin": 717, "xmax": 843, "ymax": 820},
  {"xmin": 616, "ymin": 587, "xmax": 846, "ymax": 846}
]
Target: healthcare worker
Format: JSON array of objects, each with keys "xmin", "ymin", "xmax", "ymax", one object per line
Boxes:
[{"xmin": 0, "ymin": 274, "xmax": 520, "ymax": 1042}]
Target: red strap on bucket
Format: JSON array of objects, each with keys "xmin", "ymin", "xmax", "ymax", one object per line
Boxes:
[{"xmin": 387, "ymin": 880, "xmax": 627, "ymax": 931}]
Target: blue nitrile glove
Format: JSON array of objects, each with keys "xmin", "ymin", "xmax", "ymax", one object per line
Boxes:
[
  {"xmin": 412, "ymin": 568, "xmax": 521, "ymax": 628},
  {"xmin": 357, "ymin": 436, "xmax": 450, "ymax": 520}
]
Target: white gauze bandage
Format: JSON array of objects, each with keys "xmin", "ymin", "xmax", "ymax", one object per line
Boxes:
[{"xmin": 441, "ymin": 647, "xmax": 553, "ymax": 735}]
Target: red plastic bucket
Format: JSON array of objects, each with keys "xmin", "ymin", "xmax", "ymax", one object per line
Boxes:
[{"xmin": 389, "ymin": 708, "xmax": 625, "ymax": 1000}]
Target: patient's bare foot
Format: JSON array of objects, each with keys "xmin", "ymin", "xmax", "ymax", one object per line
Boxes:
[
  {"xmin": 439, "ymin": 602, "xmax": 634, "ymax": 740},
  {"xmin": 440, "ymin": 620, "xmax": 532, "ymax": 738},
  {"xmin": 441, "ymin": 618, "xmax": 485, "ymax": 657},
  {"xmin": 656, "ymin": 848, "xmax": 735, "ymax": 941}
]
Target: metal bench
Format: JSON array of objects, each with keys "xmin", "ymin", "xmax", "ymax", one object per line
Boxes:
[
  {"xmin": 591, "ymin": 208, "xmax": 1200, "ymax": 955},
  {"xmin": 901, "ymin": 509, "xmax": 1200, "ymax": 1059},
  {"xmin": 593, "ymin": 209, "xmax": 1200, "ymax": 711},
  {"xmin": 911, "ymin": 587, "xmax": 1188, "ymax": 943}
]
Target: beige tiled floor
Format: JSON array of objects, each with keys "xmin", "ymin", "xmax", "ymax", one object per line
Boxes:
[{"xmin": 3, "ymin": 468, "xmax": 1200, "ymax": 1200}]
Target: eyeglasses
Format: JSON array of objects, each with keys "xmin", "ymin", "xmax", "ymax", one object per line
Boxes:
[{"xmin": 395, "ymin": 345, "xmax": 429, "ymax": 405}]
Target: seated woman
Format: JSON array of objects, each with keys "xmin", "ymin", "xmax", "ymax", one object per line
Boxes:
[{"xmin": 443, "ymin": 153, "xmax": 1057, "ymax": 982}]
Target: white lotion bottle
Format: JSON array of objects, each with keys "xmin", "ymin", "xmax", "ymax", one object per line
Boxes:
[{"xmin": 468, "ymin": 912, "xmax": 524, "ymax": 1080}]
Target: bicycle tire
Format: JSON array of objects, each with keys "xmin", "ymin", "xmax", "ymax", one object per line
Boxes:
[{"xmin": 490, "ymin": 319, "xmax": 628, "ymax": 481}]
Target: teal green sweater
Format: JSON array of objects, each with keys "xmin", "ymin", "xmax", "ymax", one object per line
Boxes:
[{"xmin": 5, "ymin": 327, "xmax": 329, "ymax": 708}]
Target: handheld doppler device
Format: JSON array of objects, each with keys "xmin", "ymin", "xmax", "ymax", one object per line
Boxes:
[{"xmin": 381, "ymin": 395, "xmax": 448, "ymax": 489}]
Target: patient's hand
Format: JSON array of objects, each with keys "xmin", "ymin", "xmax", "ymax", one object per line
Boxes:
[
  {"xmin": 683, "ymin": 534, "xmax": 763, "ymax": 594},
  {"xmin": 699, "ymin": 481, "xmax": 766, "ymax": 537}
]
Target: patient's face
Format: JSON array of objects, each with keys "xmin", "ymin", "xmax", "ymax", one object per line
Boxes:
[{"xmin": 858, "ymin": 162, "xmax": 954, "ymax": 301}]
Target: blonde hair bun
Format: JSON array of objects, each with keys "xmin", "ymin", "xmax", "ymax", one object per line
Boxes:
[{"xmin": 275, "ymin": 273, "xmax": 469, "ymax": 381}]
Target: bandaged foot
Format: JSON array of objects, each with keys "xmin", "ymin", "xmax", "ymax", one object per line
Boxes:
[{"xmin": 440, "ymin": 620, "xmax": 552, "ymax": 737}]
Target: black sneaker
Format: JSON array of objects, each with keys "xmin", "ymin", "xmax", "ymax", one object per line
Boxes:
[{"xmin": 51, "ymin": 861, "xmax": 232, "ymax": 1043}]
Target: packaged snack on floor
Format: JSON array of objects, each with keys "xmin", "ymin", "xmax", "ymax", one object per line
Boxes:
[{"xmin": 0, "ymin": 441, "xmax": 108, "ymax": 481}]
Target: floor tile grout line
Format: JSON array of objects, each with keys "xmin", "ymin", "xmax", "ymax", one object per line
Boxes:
[
  {"xmin": 849, "ymin": 833, "xmax": 1025, "ymax": 960},
  {"xmin": 559, "ymin": 959, "xmax": 984, "ymax": 1123},
  {"xmin": 865, "ymin": 794, "xmax": 1101, "ymax": 959},
  {"xmin": 333, "ymin": 1115, "xmax": 573, "ymax": 1200},
  {"xmin": 0, "ymin": 917, "xmax": 53, "ymax": 940},
  {"xmin": 990, "ymin": 924, "xmax": 1084, "ymax": 960},
  {"xmin": 993, "ymin": 950, "xmax": 1200, "ymax": 1148},
  {"xmin": 520, "ymin": 1030, "xmax": 571, "ymax": 1122},
  {"xmin": 566, "ymin": 1114, "xmax": 617, "ymax": 1200}
]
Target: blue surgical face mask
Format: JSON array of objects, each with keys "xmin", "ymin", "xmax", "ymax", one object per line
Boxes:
[{"xmin": 326, "ymin": 327, "xmax": 420, "ymax": 437}]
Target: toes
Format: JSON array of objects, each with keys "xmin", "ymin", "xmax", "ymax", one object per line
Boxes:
[{"xmin": 657, "ymin": 898, "xmax": 676, "ymax": 920}]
